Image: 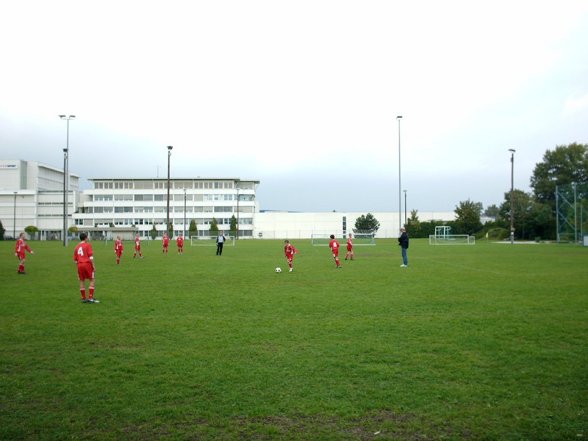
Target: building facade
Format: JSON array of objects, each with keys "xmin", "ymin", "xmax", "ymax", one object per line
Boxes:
[{"xmin": 0, "ymin": 160, "xmax": 79, "ymax": 240}]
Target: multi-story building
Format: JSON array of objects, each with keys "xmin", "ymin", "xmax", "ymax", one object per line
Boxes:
[
  {"xmin": 0, "ymin": 159, "xmax": 78, "ymax": 240},
  {"xmin": 74, "ymin": 178, "xmax": 259, "ymax": 239}
]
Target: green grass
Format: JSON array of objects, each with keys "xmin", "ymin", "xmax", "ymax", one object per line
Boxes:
[{"xmin": 1, "ymin": 239, "xmax": 587, "ymax": 440}]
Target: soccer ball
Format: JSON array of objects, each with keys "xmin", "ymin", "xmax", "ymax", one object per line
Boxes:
[{"xmin": 275, "ymin": 267, "xmax": 282, "ymax": 273}]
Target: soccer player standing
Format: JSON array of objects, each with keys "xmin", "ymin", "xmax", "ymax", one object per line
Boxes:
[
  {"xmin": 216, "ymin": 231, "xmax": 226, "ymax": 256},
  {"xmin": 329, "ymin": 234, "xmax": 342, "ymax": 269},
  {"xmin": 345, "ymin": 233, "xmax": 354, "ymax": 261},
  {"xmin": 176, "ymin": 235, "xmax": 184, "ymax": 254},
  {"xmin": 114, "ymin": 235, "xmax": 124, "ymax": 265},
  {"xmin": 162, "ymin": 232, "xmax": 170, "ymax": 254},
  {"xmin": 284, "ymin": 240, "xmax": 298, "ymax": 272},
  {"xmin": 15, "ymin": 232, "xmax": 34, "ymax": 274},
  {"xmin": 133, "ymin": 233, "xmax": 143, "ymax": 258},
  {"xmin": 74, "ymin": 232, "xmax": 98, "ymax": 303}
]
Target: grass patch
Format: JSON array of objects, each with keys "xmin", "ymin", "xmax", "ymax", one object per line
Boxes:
[{"xmin": 1, "ymin": 239, "xmax": 587, "ymax": 440}]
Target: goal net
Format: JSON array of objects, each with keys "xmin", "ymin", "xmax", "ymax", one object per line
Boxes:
[
  {"xmin": 429, "ymin": 234, "xmax": 475, "ymax": 245},
  {"xmin": 190, "ymin": 236, "xmax": 236, "ymax": 246}
]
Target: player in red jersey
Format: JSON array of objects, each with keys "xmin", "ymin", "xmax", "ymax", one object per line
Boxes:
[
  {"xmin": 74, "ymin": 232, "xmax": 98, "ymax": 303},
  {"xmin": 15, "ymin": 232, "xmax": 34, "ymax": 274},
  {"xmin": 133, "ymin": 234, "xmax": 143, "ymax": 258},
  {"xmin": 345, "ymin": 233, "xmax": 354, "ymax": 261},
  {"xmin": 162, "ymin": 232, "xmax": 170, "ymax": 254},
  {"xmin": 284, "ymin": 240, "xmax": 298, "ymax": 272},
  {"xmin": 114, "ymin": 235, "xmax": 124, "ymax": 265},
  {"xmin": 329, "ymin": 234, "xmax": 342, "ymax": 268},
  {"xmin": 176, "ymin": 235, "xmax": 184, "ymax": 254}
]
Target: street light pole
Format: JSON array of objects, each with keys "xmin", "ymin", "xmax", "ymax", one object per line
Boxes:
[
  {"xmin": 397, "ymin": 115, "xmax": 403, "ymax": 230},
  {"xmin": 13, "ymin": 191, "xmax": 17, "ymax": 238},
  {"xmin": 236, "ymin": 184, "xmax": 240, "ymax": 240},
  {"xmin": 166, "ymin": 146, "xmax": 173, "ymax": 237},
  {"xmin": 59, "ymin": 114, "xmax": 75, "ymax": 246},
  {"xmin": 183, "ymin": 188, "xmax": 187, "ymax": 239},
  {"xmin": 404, "ymin": 189, "xmax": 407, "ymax": 226},
  {"xmin": 509, "ymin": 148, "xmax": 516, "ymax": 244}
]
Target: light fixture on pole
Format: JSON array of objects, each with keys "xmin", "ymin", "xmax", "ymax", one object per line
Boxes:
[
  {"xmin": 235, "ymin": 182, "xmax": 241, "ymax": 240},
  {"xmin": 508, "ymin": 148, "xmax": 516, "ymax": 244},
  {"xmin": 13, "ymin": 191, "xmax": 17, "ymax": 238},
  {"xmin": 166, "ymin": 146, "xmax": 173, "ymax": 237},
  {"xmin": 59, "ymin": 114, "xmax": 75, "ymax": 246},
  {"xmin": 396, "ymin": 115, "xmax": 403, "ymax": 230},
  {"xmin": 183, "ymin": 188, "xmax": 187, "ymax": 239}
]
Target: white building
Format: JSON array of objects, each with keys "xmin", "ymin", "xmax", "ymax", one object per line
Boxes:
[
  {"xmin": 1, "ymin": 159, "xmax": 456, "ymax": 240},
  {"xmin": 74, "ymin": 177, "xmax": 259, "ymax": 239},
  {"xmin": 0, "ymin": 159, "xmax": 79, "ymax": 240}
]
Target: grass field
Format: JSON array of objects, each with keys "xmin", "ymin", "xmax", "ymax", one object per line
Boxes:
[{"xmin": 1, "ymin": 238, "xmax": 587, "ymax": 440}]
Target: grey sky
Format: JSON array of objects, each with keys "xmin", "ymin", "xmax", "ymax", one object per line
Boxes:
[{"xmin": 1, "ymin": 0, "xmax": 587, "ymax": 212}]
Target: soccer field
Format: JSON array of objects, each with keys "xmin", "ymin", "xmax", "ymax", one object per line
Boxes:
[{"xmin": 1, "ymin": 239, "xmax": 587, "ymax": 440}]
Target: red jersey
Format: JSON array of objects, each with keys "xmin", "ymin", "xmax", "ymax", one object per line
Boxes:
[
  {"xmin": 347, "ymin": 238, "xmax": 353, "ymax": 251},
  {"xmin": 284, "ymin": 243, "xmax": 297, "ymax": 256},
  {"xmin": 15, "ymin": 238, "xmax": 32, "ymax": 256},
  {"xmin": 74, "ymin": 241, "xmax": 94, "ymax": 264},
  {"xmin": 114, "ymin": 239, "xmax": 124, "ymax": 254},
  {"xmin": 329, "ymin": 239, "xmax": 340, "ymax": 256},
  {"xmin": 163, "ymin": 236, "xmax": 170, "ymax": 247},
  {"xmin": 134, "ymin": 237, "xmax": 141, "ymax": 250},
  {"xmin": 176, "ymin": 237, "xmax": 184, "ymax": 247}
]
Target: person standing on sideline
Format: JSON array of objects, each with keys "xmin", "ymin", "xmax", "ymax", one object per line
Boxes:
[
  {"xmin": 176, "ymin": 234, "xmax": 184, "ymax": 254},
  {"xmin": 162, "ymin": 232, "xmax": 170, "ymax": 254},
  {"xmin": 345, "ymin": 233, "xmax": 354, "ymax": 261},
  {"xmin": 15, "ymin": 232, "xmax": 34, "ymax": 274},
  {"xmin": 398, "ymin": 227, "xmax": 409, "ymax": 267},
  {"xmin": 329, "ymin": 234, "xmax": 342, "ymax": 269},
  {"xmin": 114, "ymin": 236, "xmax": 124, "ymax": 265},
  {"xmin": 284, "ymin": 240, "xmax": 298, "ymax": 272},
  {"xmin": 74, "ymin": 232, "xmax": 99, "ymax": 303},
  {"xmin": 216, "ymin": 231, "xmax": 226, "ymax": 256},
  {"xmin": 133, "ymin": 233, "xmax": 143, "ymax": 258}
]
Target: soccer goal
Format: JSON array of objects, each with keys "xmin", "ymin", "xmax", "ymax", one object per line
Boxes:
[
  {"xmin": 311, "ymin": 232, "xmax": 376, "ymax": 246},
  {"xmin": 190, "ymin": 236, "xmax": 236, "ymax": 246},
  {"xmin": 429, "ymin": 234, "xmax": 476, "ymax": 245}
]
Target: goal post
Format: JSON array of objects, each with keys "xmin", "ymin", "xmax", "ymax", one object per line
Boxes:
[{"xmin": 190, "ymin": 235, "xmax": 236, "ymax": 246}]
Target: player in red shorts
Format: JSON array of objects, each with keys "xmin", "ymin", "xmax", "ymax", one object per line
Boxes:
[
  {"xmin": 284, "ymin": 240, "xmax": 298, "ymax": 272},
  {"xmin": 15, "ymin": 232, "xmax": 34, "ymax": 274},
  {"xmin": 176, "ymin": 235, "xmax": 184, "ymax": 254},
  {"xmin": 162, "ymin": 232, "xmax": 170, "ymax": 254},
  {"xmin": 74, "ymin": 232, "xmax": 98, "ymax": 303},
  {"xmin": 114, "ymin": 235, "xmax": 124, "ymax": 265},
  {"xmin": 133, "ymin": 233, "xmax": 143, "ymax": 258},
  {"xmin": 329, "ymin": 234, "xmax": 342, "ymax": 269},
  {"xmin": 345, "ymin": 233, "xmax": 354, "ymax": 260}
]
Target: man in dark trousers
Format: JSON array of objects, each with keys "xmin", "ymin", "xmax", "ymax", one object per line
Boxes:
[
  {"xmin": 398, "ymin": 227, "xmax": 409, "ymax": 267},
  {"xmin": 216, "ymin": 231, "xmax": 226, "ymax": 256}
]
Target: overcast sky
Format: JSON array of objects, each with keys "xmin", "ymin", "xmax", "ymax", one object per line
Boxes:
[{"xmin": 1, "ymin": 1, "xmax": 587, "ymax": 213}]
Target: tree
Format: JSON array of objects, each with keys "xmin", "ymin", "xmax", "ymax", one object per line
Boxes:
[
  {"xmin": 531, "ymin": 143, "xmax": 588, "ymax": 207},
  {"xmin": 354, "ymin": 213, "xmax": 380, "ymax": 234},
  {"xmin": 406, "ymin": 209, "xmax": 421, "ymax": 237},
  {"xmin": 483, "ymin": 204, "xmax": 500, "ymax": 219},
  {"xmin": 209, "ymin": 218, "xmax": 219, "ymax": 235},
  {"xmin": 453, "ymin": 199, "xmax": 482, "ymax": 234},
  {"xmin": 0, "ymin": 220, "xmax": 5, "ymax": 240},
  {"xmin": 25, "ymin": 225, "xmax": 39, "ymax": 240},
  {"xmin": 189, "ymin": 219, "xmax": 197, "ymax": 238},
  {"xmin": 167, "ymin": 223, "xmax": 174, "ymax": 237},
  {"xmin": 150, "ymin": 225, "xmax": 158, "ymax": 240},
  {"xmin": 498, "ymin": 190, "xmax": 553, "ymax": 240},
  {"xmin": 229, "ymin": 215, "xmax": 237, "ymax": 238}
]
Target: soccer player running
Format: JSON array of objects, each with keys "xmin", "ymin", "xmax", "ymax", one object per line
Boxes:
[
  {"xmin": 15, "ymin": 232, "xmax": 34, "ymax": 274},
  {"xmin": 345, "ymin": 233, "xmax": 354, "ymax": 261},
  {"xmin": 74, "ymin": 232, "xmax": 99, "ymax": 303},
  {"xmin": 114, "ymin": 235, "xmax": 124, "ymax": 265},
  {"xmin": 133, "ymin": 233, "xmax": 143, "ymax": 258},
  {"xmin": 176, "ymin": 234, "xmax": 184, "ymax": 254},
  {"xmin": 162, "ymin": 232, "xmax": 170, "ymax": 254},
  {"xmin": 329, "ymin": 234, "xmax": 342, "ymax": 269},
  {"xmin": 284, "ymin": 240, "xmax": 298, "ymax": 272}
]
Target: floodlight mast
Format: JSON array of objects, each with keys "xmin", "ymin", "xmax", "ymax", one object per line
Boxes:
[
  {"xmin": 166, "ymin": 146, "xmax": 173, "ymax": 237},
  {"xmin": 59, "ymin": 115, "xmax": 75, "ymax": 246},
  {"xmin": 397, "ymin": 115, "xmax": 403, "ymax": 231},
  {"xmin": 508, "ymin": 148, "xmax": 516, "ymax": 244}
]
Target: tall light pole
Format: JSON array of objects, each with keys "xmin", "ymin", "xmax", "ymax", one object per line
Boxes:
[
  {"xmin": 403, "ymin": 189, "xmax": 407, "ymax": 226},
  {"xmin": 509, "ymin": 148, "xmax": 516, "ymax": 244},
  {"xmin": 59, "ymin": 114, "xmax": 75, "ymax": 246},
  {"xmin": 13, "ymin": 191, "xmax": 17, "ymax": 238},
  {"xmin": 166, "ymin": 146, "xmax": 173, "ymax": 237},
  {"xmin": 183, "ymin": 188, "xmax": 187, "ymax": 239},
  {"xmin": 397, "ymin": 115, "xmax": 403, "ymax": 230},
  {"xmin": 235, "ymin": 183, "xmax": 241, "ymax": 240}
]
